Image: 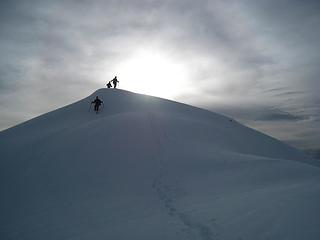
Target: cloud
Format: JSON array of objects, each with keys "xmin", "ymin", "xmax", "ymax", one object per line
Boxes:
[
  {"xmin": 210, "ymin": 104, "xmax": 306, "ymax": 122},
  {"xmin": 253, "ymin": 109, "xmax": 306, "ymax": 122}
]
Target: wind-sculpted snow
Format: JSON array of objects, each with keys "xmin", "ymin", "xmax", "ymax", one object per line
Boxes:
[{"xmin": 1, "ymin": 89, "xmax": 320, "ymax": 240}]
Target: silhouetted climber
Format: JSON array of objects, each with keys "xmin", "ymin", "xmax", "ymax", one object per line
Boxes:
[
  {"xmin": 111, "ymin": 76, "xmax": 119, "ymax": 88},
  {"xmin": 106, "ymin": 81, "xmax": 112, "ymax": 88},
  {"xmin": 91, "ymin": 96, "xmax": 103, "ymax": 113}
]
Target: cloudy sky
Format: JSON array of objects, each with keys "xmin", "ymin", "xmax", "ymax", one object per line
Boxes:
[{"xmin": 0, "ymin": 0, "xmax": 319, "ymax": 153}]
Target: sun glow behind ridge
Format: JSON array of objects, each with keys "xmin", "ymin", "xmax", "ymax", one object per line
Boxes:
[{"xmin": 114, "ymin": 49, "xmax": 190, "ymax": 99}]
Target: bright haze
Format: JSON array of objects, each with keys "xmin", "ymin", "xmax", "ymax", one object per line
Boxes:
[{"xmin": 0, "ymin": 0, "xmax": 319, "ymax": 154}]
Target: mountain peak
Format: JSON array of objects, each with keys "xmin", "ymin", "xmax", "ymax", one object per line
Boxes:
[{"xmin": 1, "ymin": 89, "xmax": 320, "ymax": 240}]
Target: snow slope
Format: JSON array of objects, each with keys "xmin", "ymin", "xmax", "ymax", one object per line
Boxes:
[{"xmin": 1, "ymin": 88, "xmax": 320, "ymax": 240}]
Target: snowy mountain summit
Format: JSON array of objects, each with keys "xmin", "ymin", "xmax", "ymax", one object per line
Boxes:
[{"xmin": 1, "ymin": 88, "xmax": 320, "ymax": 240}]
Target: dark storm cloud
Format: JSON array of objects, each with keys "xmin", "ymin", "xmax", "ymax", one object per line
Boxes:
[
  {"xmin": 211, "ymin": 104, "xmax": 306, "ymax": 122},
  {"xmin": 0, "ymin": 0, "xmax": 319, "ymax": 152},
  {"xmin": 253, "ymin": 110, "xmax": 305, "ymax": 122}
]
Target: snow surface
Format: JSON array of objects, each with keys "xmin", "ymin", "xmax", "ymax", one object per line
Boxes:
[{"xmin": 1, "ymin": 88, "xmax": 320, "ymax": 240}]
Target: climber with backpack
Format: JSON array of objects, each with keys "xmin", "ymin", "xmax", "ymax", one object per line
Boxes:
[
  {"xmin": 90, "ymin": 96, "xmax": 103, "ymax": 114},
  {"xmin": 111, "ymin": 76, "xmax": 119, "ymax": 88}
]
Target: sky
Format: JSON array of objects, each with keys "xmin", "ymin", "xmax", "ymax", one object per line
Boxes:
[{"xmin": 0, "ymin": 0, "xmax": 319, "ymax": 154}]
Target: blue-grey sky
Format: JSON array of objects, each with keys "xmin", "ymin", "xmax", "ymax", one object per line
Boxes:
[{"xmin": 0, "ymin": 0, "xmax": 319, "ymax": 153}]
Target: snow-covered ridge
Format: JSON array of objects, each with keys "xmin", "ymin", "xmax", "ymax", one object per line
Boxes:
[{"xmin": 1, "ymin": 89, "xmax": 320, "ymax": 240}]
